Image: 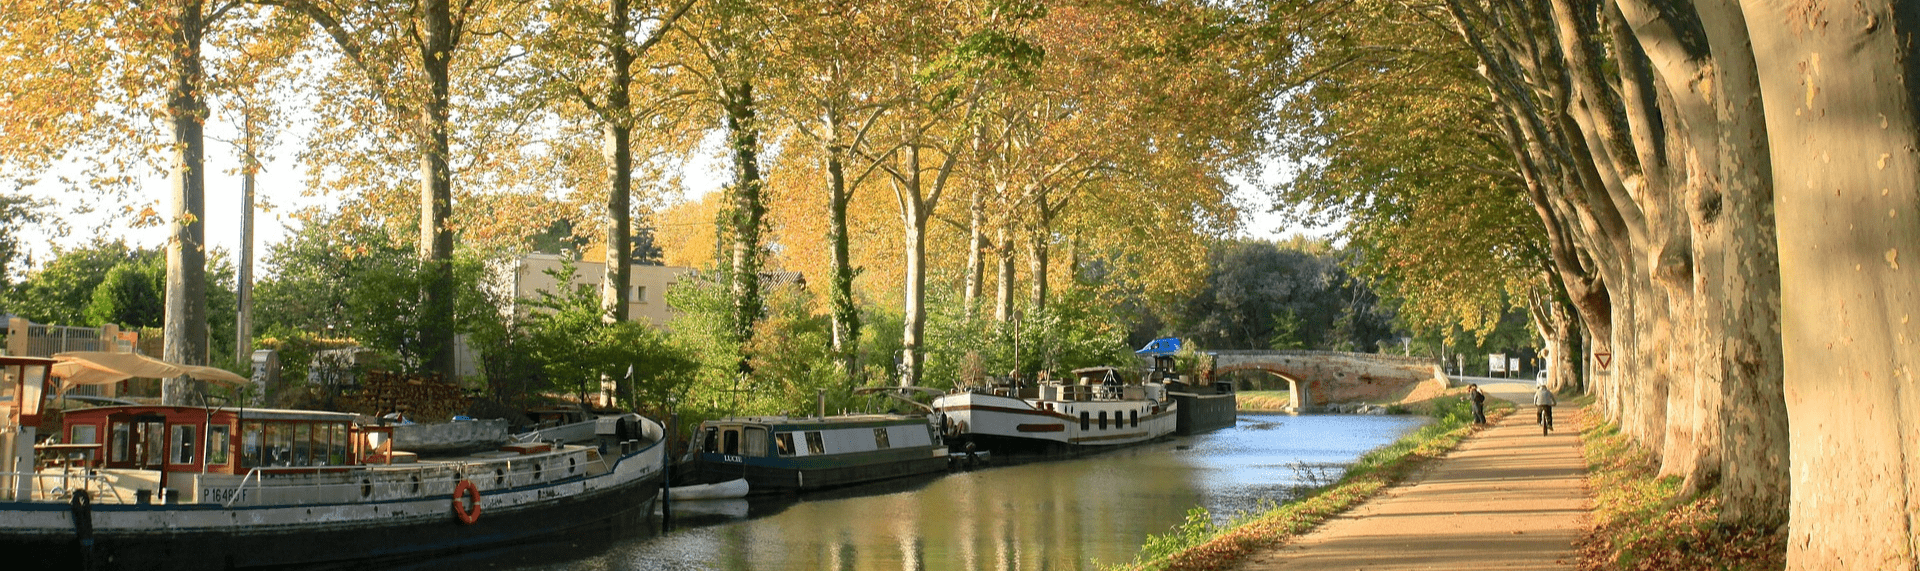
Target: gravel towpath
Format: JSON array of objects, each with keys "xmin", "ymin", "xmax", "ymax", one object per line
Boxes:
[{"xmin": 1235, "ymin": 381, "xmax": 1588, "ymax": 571}]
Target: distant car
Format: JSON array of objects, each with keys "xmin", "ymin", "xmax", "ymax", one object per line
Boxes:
[{"xmin": 1535, "ymin": 370, "xmax": 1549, "ymax": 387}]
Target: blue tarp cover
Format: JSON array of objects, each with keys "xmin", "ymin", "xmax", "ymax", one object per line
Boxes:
[{"xmin": 1135, "ymin": 337, "xmax": 1181, "ymax": 355}]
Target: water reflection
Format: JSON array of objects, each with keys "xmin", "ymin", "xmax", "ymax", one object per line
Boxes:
[{"xmin": 483, "ymin": 413, "xmax": 1426, "ymax": 571}]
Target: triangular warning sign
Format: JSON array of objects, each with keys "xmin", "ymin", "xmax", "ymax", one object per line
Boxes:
[{"xmin": 1595, "ymin": 352, "xmax": 1613, "ymax": 370}]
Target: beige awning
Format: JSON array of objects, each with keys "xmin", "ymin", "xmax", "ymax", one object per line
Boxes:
[{"xmin": 50, "ymin": 352, "xmax": 249, "ymax": 387}]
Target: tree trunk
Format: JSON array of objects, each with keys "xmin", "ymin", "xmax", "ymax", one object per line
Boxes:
[
  {"xmin": 1028, "ymin": 191, "xmax": 1052, "ymax": 314},
  {"xmin": 600, "ymin": 0, "xmax": 634, "ymax": 326},
  {"xmin": 235, "ymin": 115, "xmax": 256, "ymax": 370},
  {"xmin": 1744, "ymin": 0, "xmax": 1920, "ymax": 565},
  {"xmin": 899, "ymin": 145, "xmax": 928, "ymax": 386},
  {"xmin": 1694, "ymin": 0, "xmax": 1786, "ymax": 525},
  {"xmin": 994, "ymin": 224, "xmax": 1014, "ymax": 322},
  {"xmin": 825, "ymin": 136, "xmax": 859, "ymax": 376},
  {"xmin": 416, "ymin": 0, "xmax": 458, "ymax": 381},
  {"xmin": 963, "ymin": 188, "xmax": 985, "ymax": 320},
  {"xmin": 724, "ymin": 81, "xmax": 765, "ymax": 343},
  {"xmin": 162, "ymin": 0, "xmax": 209, "ymax": 405}
]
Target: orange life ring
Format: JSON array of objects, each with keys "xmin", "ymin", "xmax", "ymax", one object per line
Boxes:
[{"xmin": 451, "ymin": 479, "xmax": 482, "ymax": 525}]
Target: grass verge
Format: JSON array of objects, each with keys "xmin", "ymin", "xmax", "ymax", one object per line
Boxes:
[
  {"xmin": 1106, "ymin": 394, "xmax": 1511, "ymax": 571},
  {"xmin": 1237, "ymin": 390, "xmax": 1292, "ymax": 412},
  {"xmin": 1575, "ymin": 415, "xmax": 1785, "ymax": 570}
]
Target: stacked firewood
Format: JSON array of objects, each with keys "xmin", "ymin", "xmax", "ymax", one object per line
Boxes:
[{"xmin": 339, "ymin": 370, "xmax": 471, "ymax": 422}]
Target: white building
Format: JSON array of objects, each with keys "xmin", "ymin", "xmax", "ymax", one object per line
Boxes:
[{"xmin": 504, "ymin": 254, "xmax": 691, "ymax": 326}]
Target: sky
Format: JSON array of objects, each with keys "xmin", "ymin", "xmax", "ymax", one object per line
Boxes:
[{"xmin": 11, "ymin": 131, "xmax": 1332, "ymax": 280}]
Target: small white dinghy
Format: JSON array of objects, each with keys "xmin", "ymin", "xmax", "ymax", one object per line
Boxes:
[{"xmin": 660, "ymin": 478, "xmax": 750, "ymax": 501}]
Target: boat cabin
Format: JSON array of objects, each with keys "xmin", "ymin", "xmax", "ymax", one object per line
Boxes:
[
  {"xmin": 51, "ymin": 405, "xmax": 372, "ymax": 475},
  {"xmin": 697, "ymin": 416, "xmax": 937, "ymax": 460}
]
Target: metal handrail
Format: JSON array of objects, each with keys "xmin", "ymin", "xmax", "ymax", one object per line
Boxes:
[{"xmin": 222, "ymin": 468, "xmax": 261, "ymax": 508}]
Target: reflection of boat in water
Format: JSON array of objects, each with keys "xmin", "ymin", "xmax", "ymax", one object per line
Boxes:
[
  {"xmin": 1, "ymin": 356, "xmax": 667, "ymax": 570},
  {"xmin": 684, "ymin": 414, "xmax": 948, "ymax": 494},
  {"xmin": 661, "ymin": 477, "xmax": 749, "ymax": 500},
  {"xmin": 932, "ymin": 366, "xmax": 1178, "ymax": 455}
]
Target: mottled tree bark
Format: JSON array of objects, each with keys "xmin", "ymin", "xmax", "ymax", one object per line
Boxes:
[
  {"xmin": 1742, "ymin": 0, "xmax": 1920, "ymax": 565},
  {"xmin": 600, "ymin": 0, "xmax": 634, "ymax": 326},
  {"xmin": 162, "ymin": 0, "xmax": 210, "ymax": 405},
  {"xmin": 416, "ymin": 0, "xmax": 458, "ymax": 381}
]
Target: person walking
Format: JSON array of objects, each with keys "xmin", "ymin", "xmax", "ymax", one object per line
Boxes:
[
  {"xmin": 1468, "ymin": 384, "xmax": 1487, "ymax": 424},
  {"xmin": 1534, "ymin": 384, "xmax": 1557, "ymax": 434}
]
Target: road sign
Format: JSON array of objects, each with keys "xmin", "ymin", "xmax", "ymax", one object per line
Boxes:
[{"xmin": 1595, "ymin": 352, "xmax": 1613, "ymax": 370}]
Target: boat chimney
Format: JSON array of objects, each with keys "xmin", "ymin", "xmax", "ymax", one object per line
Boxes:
[{"xmin": 817, "ymin": 388, "xmax": 827, "ymax": 419}]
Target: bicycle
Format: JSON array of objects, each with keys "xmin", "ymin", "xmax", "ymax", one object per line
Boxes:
[{"xmin": 1537, "ymin": 405, "xmax": 1555, "ymax": 435}]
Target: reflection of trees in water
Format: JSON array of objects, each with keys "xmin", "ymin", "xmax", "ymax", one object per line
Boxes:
[{"xmin": 629, "ymin": 415, "xmax": 1424, "ymax": 571}]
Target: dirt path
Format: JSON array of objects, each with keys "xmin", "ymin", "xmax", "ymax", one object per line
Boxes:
[{"xmin": 1235, "ymin": 384, "xmax": 1587, "ymax": 571}]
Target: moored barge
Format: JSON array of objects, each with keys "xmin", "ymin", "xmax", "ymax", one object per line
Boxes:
[
  {"xmin": 932, "ymin": 366, "xmax": 1178, "ymax": 456},
  {"xmin": 1, "ymin": 356, "xmax": 667, "ymax": 570},
  {"xmin": 685, "ymin": 414, "xmax": 948, "ymax": 494}
]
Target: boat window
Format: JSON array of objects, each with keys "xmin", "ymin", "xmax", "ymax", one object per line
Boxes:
[
  {"xmin": 294, "ymin": 424, "xmax": 312, "ymax": 466},
  {"xmin": 805, "ymin": 431, "xmax": 825, "ymax": 455},
  {"xmin": 207, "ymin": 425, "xmax": 230, "ymax": 465},
  {"xmin": 110, "ymin": 422, "xmax": 129, "ymax": 463},
  {"xmin": 722, "ymin": 429, "xmax": 740, "ymax": 455},
  {"xmin": 266, "ymin": 423, "xmax": 290, "ymax": 466},
  {"xmin": 171, "ymin": 425, "xmax": 197, "ymax": 465},
  {"xmin": 1132, "ymin": 410, "xmax": 1139, "ymax": 428},
  {"xmin": 702, "ymin": 427, "xmax": 720, "ymax": 453},
  {"xmin": 1080, "ymin": 412, "xmax": 1089, "ymax": 431},
  {"xmin": 775, "ymin": 433, "xmax": 796, "ymax": 456},
  {"xmin": 242, "ymin": 422, "xmax": 264, "ymax": 469},
  {"xmin": 70, "ymin": 424, "xmax": 97, "ymax": 445},
  {"xmin": 140, "ymin": 421, "xmax": 164, "ymax": 468},
  {"xmin": 743, "ymin": 428, "xmax": 769, "ymax": 457},
  {"xmin": 873, "ymin": 428, "xmax": 891, "ymax": 449},
  {"xmin": 330, "ymin": 424, "xmax": 348, "ymax": 465},
  {"xmin": 1099, "ymin": 411, "xmax": 1108, "ymax": 429}
]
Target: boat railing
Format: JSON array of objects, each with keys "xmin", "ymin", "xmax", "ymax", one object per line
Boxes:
[
  {"xmin": 223, "ymin": 468, "xmax": 262, "ymax": 508},
  {"xmin": 211, "ymin": 453, "xmax": 593, "ymax": 507}
]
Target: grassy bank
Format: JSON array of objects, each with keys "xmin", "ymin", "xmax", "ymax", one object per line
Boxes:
[
  {"xmin": 1237, "ymin": 390, "xmax": 1291, "ymax": 411},
  {"xmin": 1576, "ymin": 414, "xmax": 1785, "ymax": 570},
  {"xmin": 1107, "ymin": 394, "xmax": 1510, "ymax": 571}
]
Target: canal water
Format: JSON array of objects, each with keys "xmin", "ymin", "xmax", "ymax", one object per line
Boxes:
[{"xmin": 419, "ymin": 413, "xmax": 1428, "ymax": 571}]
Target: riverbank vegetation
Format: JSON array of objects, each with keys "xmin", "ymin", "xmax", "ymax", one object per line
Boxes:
[
  {"xmin": 1109, "ymin": 395, "xmax": 1504, "ymax": 571},
  {"xmin": 1577, "ymin": 414, "xmax": 1786, "ymax": 571}
]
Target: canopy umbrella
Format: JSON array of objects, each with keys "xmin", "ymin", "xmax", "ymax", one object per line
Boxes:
[
  {"xmin": 51, "ymin": 351, "xmax": 185, "ymax": 385},
  {"xmin": 179, "ymin": 364, "xmax": 250, "ymax": 387},
  {"xmin": 50, "ymin": 352, "xmax": 248, "ymax": 388}
]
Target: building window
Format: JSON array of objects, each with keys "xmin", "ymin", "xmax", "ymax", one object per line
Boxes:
[{"xmin": 634, "ymin": 286, "xmax": 648, "ymax": 302}]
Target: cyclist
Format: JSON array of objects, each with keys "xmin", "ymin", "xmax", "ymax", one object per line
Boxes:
[{"xmin": 1533, "ymin": 383, "xmax": 1557, "ymax": 434}]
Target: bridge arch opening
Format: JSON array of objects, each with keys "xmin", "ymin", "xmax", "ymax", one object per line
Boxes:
[{"xmin": 1214, "ymin": 365, "xmax": 1315, "ymax": 410}]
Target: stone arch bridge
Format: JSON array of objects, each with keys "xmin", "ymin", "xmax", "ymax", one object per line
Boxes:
[{"xmin": 1206, "ymin": 350, "xmax": 1445, "ymax": 411}]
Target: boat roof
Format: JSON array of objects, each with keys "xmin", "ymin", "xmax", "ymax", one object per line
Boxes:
[
  {"xmin": 58, "ymin": 404, "xmax": 362, "ymax": 423},
  {"xmin": 700, "ymin": 414, "xmax": 926, "ymax": 430}
]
